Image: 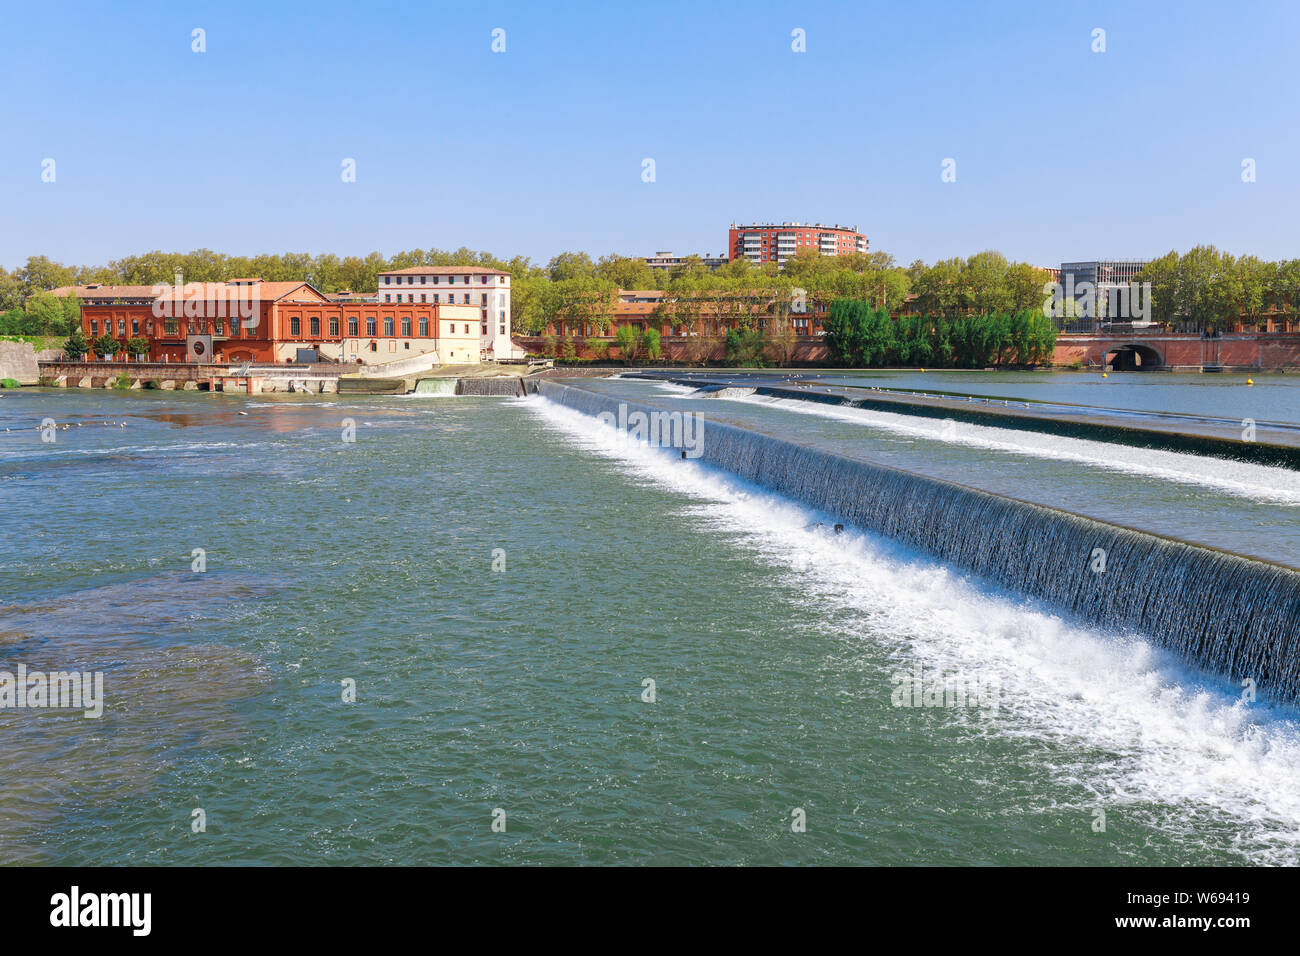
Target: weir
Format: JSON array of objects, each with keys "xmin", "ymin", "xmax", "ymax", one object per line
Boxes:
[
  {"xmin": 641, "ymin": 374, "xmax": 1300, "ymax": 471},
  {"xmin": 413, "ymin": 378, "xmax": 459, "ymax": 395},
  {"xmin": 539, "ymin": 380, "xmax": 1300, "ymax": 703}
]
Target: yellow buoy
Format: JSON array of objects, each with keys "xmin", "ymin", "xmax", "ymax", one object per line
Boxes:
[
  {"xmin": 919, "ymin": 368, "xmax": 925, "ymax": 373},
  {"xmin": 1102, "ymin": 373, "xmax": 1108, "ymax": 378},
  {"xmin": 1247, "ymin": 378, "xmax": 1254, "ymax": 385}
]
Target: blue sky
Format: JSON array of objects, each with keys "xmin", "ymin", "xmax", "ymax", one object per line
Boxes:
[{"xmin": 2, "ymin": 0, "xmax": 1298, "ymax": 270}]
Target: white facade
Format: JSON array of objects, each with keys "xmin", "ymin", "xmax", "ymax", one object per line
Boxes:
[{"xmin": 376, "ymin": 267, "xmax": 522, "ymax": 360}]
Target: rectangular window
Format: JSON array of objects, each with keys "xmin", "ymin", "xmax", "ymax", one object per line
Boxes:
[
  {"xmin": 433, "ymin": 294, "xmax": 439, "ymax": 303},
  {"xmin": 329, "ymin": 316, "xmax": 339, "ymax": 336},
  {"xmin": 420, "ymin": 294, "xmax": 426, "ymax": 303},
  {"xmin": 384, "ymin": 316, "xmax": 394, "ymax": 335},
  {"xmin": 481, "ymin": 293, "xmax": 487, "ymax": 305},
  {"xmin": 131, "ymin": 319, "xmax": 139, "ymax": 334},
  {"xmin": 91, "ymin": 320, "xmax": 98, "ymax": 334},
  {"xmin": 366, "ymin": 316, "xmax": 376, "ymax": 336},
  {"xmin": 385, "ymin": 294, "xmax": 391, "ymax": 303},
  {"xmin": 118, "ymin": 320, "xmax": 125, "ymax": 335},
  {"xmin": 433, "ymin": 276, "xmax": 440, "ymax": 284},
  {"xmin": 290, "ymin": 316, "xmax": 300, "ymax": 336},
  {"xmin": 348, "ymin": 316, "xmax": 358, "ymax": 336},
  {"xmin": 482, "ymin": 324, "xmax": 487, "ymax": 334},
  {"xmin": 385, "ymin": 276, "xmax": 391, "ymax": 284},
  {"xmin": 165, "ymin": 318, "xmax": 178, "ymax": 335},
  {"xmin": 401, "ymin": 316, "xmax": 411, "ymax": 336},
  {"xmin": 420, "ymin": 276, "xmax": 426, "ymax": 284},
  {"xmin": 419, "ymin": 317, "xmax": 428, "ymax": 336},
  {"xmin": 500, "ymin": 325, "xmax": 505, "ymax": 334},
  {"xmin": 214, "ymin": 318, "xmax": 223, "ymax": 335},
  {"xmin": 310, "ymin": 316, "xmax": 320, "ymax": 336},
  {"xmin": 481, "ymin": 276, "xmax": 488, "ymax": 284}
]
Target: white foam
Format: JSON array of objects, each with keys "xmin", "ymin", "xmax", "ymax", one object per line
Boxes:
[{"xmin": 530, "ymin": 394, "xmax": 1300, "ymax": 864}]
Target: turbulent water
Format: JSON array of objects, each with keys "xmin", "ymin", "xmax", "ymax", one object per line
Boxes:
[{"xmin": 2, "ymin": 379, "xmax": 1300, "ymax": 865}]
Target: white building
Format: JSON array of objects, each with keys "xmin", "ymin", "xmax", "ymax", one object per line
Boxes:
[{"xmin": 375, "ymin": 266, "xmax": 523, "ymax": 360}]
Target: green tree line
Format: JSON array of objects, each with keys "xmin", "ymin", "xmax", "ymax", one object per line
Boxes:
[{"xmin": 823, "ymin": 300, "xmax": 1057, "ymax": 368}]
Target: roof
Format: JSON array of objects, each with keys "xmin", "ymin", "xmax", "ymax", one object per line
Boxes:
[
  {"xmin": 151, "ymin": 281, "xmax": 328, "ymax": 303},
  {"xmin": 377, "ymin": 266, "xmax": 509, "ymax": 276},
  {"xmin": 48, "ymin": 284, "xmax": 160, "ymax": 298},
  {"xmin": 51, "ymin": 280, "xmax": 329, "ymax": 303}
]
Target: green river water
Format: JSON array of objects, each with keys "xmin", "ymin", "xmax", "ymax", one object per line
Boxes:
[{"xmin": 1, "ymin": 373, "xmax": 1298, "ymax": 865}]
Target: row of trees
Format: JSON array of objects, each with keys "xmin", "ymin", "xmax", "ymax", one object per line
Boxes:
[
  {"xmin": 823, "ymin": 301, "xmax": 1058, "ymax": 368},
  {"xmin": 1137, "ymin": 246, "xmax": 1300, "ymax": 329},
  {"xmin": 9, "ymin": 243, "xmax": 1300, "ymax": 346}
]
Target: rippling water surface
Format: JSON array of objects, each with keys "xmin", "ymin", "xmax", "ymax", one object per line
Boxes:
[{"xmin": 2, "ymin": 383, "xmax": 1299, "ymax": 865}]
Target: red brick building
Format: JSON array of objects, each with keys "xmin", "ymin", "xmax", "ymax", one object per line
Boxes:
[{"xmin": 78, "ymin": 279, "xmax": 483, "ymax": 365}]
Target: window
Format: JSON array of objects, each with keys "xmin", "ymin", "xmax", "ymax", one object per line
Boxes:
[
  {"xmin": 215, "ymin": 318, "xmax": 223, "ymax": 335},
  {"xmin": 384, "ymin": 316, "xmax": 393, "ymax": 335},
  {"xmin": 404, "ymin": 341, "xmax": 410, "ymax": 349},
  {"xmin": 433, "ymin": 294, "xmax": 439, "ymax": 303},
  {"xmin": 329, "ymin": 316, "xmax": 339, "ymax": 336},
  {"xmin": 464, "ymin": 324, "xmax": 470, "ymax": 334},
  {"xmin": 165, "ymin": 318, "xmax": 178, "ymax": 335},
  {"xmin": 481, "ymin": 276, "xmax": 488, "ymax": 284},
  {"xmin": 366, "ymin": 316, "xmax": 376, "ymax": 336},
  {"xmin": 499, "ymin": 325, "xmax": 505, "ymax": 334},
  {"xmin": 348, "ymin": 316, "xmax": 358, "ymax": 336},
  {"xmin": 419, "ymin": 317, "xmax": 428, "ymax": 336},
  {"xmin": 433, "ymin": 276, "xmax": 440, "ymax": 284},
  {"xmin": 420, "ymin": 276, "xmax": 426, "ymax": 284},
  {"xmin": 118, "ymin": 319, "xmax": 125, "ymax": 335},
  {"xmin": 290, "ymin": 316, "xmax": 300, "ymax": 336},
  {"xmin": 384, "ymin": 276, "xmax": 391, "ymax": 284},
  {"xmin": 385, "ymin": 294, "xmax": 391, "ymax": 302},
  {"xmin": 420, "ymin": 294, "xmax": 426, "ymax": 303},
  {"xmin": 91, "ymin": 320, "xmax": 98, "ymax": 334},
  {"xmin": 131, "ymin": 319, "xmax": 139, "ymax": 334},
  {"xmin": 481, "ymin": 293, "xmax": 487, "ymax": 305},
  {"xmin": 310, "ymin": 316, "xmax": 320, "ymax": 336},
  {"xmin": 401, "ymin": 316, "xmax": 411, "ymax": 336},
  {"xmin": 463, "ymin": 294, "xmax": 470, "ymax": 303},
  {"xmin": 482, "ymin": 324, "xmax": 487, "ymax": 334}
]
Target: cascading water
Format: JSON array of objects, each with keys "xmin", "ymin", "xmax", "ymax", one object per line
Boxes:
[
  {"xmin": 539, "ymin": 379, "xmax": 1300, "ymax": 703},
  {"xmin": 457, "ymin": 377, "xmax": 529, "ymax": 397},
  {"xmin": 413, "ymin": 377, "xmax": 458, "ymax": 396},
  {"xmin": 693, "ymin": 386, "xmax": 757, "ymax": 400}
]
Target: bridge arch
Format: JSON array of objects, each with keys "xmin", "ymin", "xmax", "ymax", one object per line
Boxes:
[{"xmin": 1105, "ymin": 343, "xmax": 1163, "ymax": 370}]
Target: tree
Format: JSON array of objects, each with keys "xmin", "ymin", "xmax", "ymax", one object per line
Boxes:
[
  {"xmin": 614, "ymin": 324, "xmax": 641, "ymax": 363},
  {"xmin": 642, "ymin": 326, "xmax": 662, "ymax": 360},
  {"xmin": 91, "ymin": 333, "xmax": 120, "ymax": 360},
  {"xmin": 547, "ymin": 252, "xmax": 596, "ymax": 282},
  {"xmin": 63, "ymin": 324, "xmax": 90, "ymax": 360},
  {"xmin": 126, "ymin": 336, "xmax": 151, "ymax": 359}
]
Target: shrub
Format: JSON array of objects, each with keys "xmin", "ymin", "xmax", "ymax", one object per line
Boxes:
[
  {"xmin": 0, "ymin": 378, "xmax": 20, "ymax": 388},
  {"xmin": 111, "ymin": 372, "xmax": 132, "ymax": 390}
]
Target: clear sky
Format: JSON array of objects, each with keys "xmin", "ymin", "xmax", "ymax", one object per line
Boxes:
[{"xmin": 2, "ymin": 0, "xmax": 1298, "ymax": 271}]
